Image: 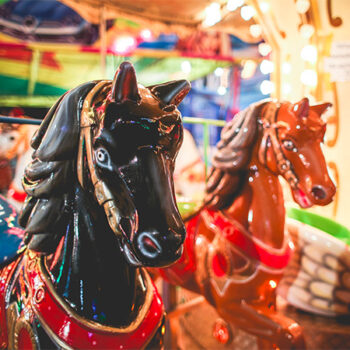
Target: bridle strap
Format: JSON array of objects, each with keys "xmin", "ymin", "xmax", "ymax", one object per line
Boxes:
[
  {"xmin": 258, "ymin": 102, "xmax": 299, "ymax": 189},
  {"xmin": 78, "ymin": 81, "xmax": 127, "ymax": 237}
]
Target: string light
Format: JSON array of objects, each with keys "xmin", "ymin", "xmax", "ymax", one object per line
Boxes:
[
  {"xmin": 260, "ymin": 59, "xmax": 274, "ymax": 74},
  {"xmin": 260, "ymin": 80, "xmax": 275, "ymax": 95},
  {"xmin": 295, "ymin": 0, "xmax": 310, "ymax": 14},
  {"xmin": 214, "ymin": 67, "xmax": 224, "ymax": 77},
  {"xmin": 112, "ymin": 36, "xmax": 137, "ymax": 54},
  {"xmin": 203, "ymin": 2, "xmax": 222, "ymax": 27},
  {"xmin": 140, "ymin": 29, "xmax": 153, "ymax": 41},
  {"xmin": 249, "ymin": 24, "xmax": 262, "ymax": 38},
  {"xmin": 300, "ymin": 69, "xmax": 317, "ymax": 87},
  {"xmin": 241, "ymin": 60, "xmax": 257, "ymax": 79},
  {"xmin": 226, "ymin": 0, "xmax": 244, "ymax": 12},
  {"xmin": 258, "ymin": 43, "xmax": 272, "ymax": 56},
  {"xmin": 301, "ymin": 45, "xmax": 317, "ymax": 64},
  {"xmin": 181, "ymin": 61, "xmax": 192, "ymax": 74},
  {"xmin": 241, "ymin": 5, "xmax": 256, "ymax": 21},
  {"xmin": 217, "ymin": 86, "xmax": 227, "ymax": 95},
  {"xmin": 259, "ymin": 1, "xmax": 270, "ymax": 13},
  {"xmin": 299, "ymin": 24, "xmax": 315, "ymax": 39}
]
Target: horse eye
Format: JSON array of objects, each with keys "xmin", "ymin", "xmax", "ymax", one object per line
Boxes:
[
  {"xmin": 95, "ymin": 147, "xmax": 110, "ymax": 165},
  {"xmin": 283, "ymin": 139, "xmax": 295, "ymax": 151}
]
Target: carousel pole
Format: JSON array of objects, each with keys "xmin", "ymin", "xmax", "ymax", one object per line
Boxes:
[{"xmin": 100, "ymin": 4, "xmax": 107, "ymax": 77}]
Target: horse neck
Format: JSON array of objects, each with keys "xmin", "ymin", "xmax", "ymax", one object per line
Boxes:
[
  {"xmin": 47, "ymin": 184, "xmax": 139, "ymax": 327},
  {"xmin": 224, "ymin": 140, "xmax": 285, "ymax": 249}
]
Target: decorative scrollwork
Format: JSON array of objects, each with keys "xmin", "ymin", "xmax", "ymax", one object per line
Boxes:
[{"xmin": 327, "ymin": 0, "xmax": 343, "ymax": 27}]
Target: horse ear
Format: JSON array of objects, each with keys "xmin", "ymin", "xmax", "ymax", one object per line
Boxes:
[
  {"xmin": 148, "ymin": 80, "xmax": 191, "ymax": 106},
  {"xmin": 111, "ymin": 61, "xmax": 141, "ymax": 104},
  {"xmin": 310, "ymin": 102, "xmax": 332, "ymax": 117},
  {"xmin": 293, "ymin": 97, "xmax": 310, "ymax": 118}
]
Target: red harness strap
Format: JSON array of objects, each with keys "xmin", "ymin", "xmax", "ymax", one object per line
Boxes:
[
  {"xmin": 0, "ymin": 258, "xmax": 21, "ymax": 349},
  {"xmin": 7, "ymin": 184, "xmax": 27, "ymax": 203},
  {"xmin": 203, "ymin": 209, "xmax": 293, "ymax": 270},
  {"xmin": 26, "ymin": 254, "xmax": 163, "ymax": 350}
]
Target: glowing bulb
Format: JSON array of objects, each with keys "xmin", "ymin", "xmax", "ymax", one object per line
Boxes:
[
  {"xmin": 217, "ymin": 86, "xmax": 227, "ymax": 95},
  {"xmin": 260, "ymin": 59, "xmax": 274, "ymax": 74},
  {"xmin": 282, "ymin": 83, "xmax": 292, "ymax": 95},
  {"xmin": 214, "ymin": 67, "xmax": 224, "ymax": 77},
  {"xmin": 300, "ymin": 69, "xmax": 317, "ymax": 87},
  {"xmin": 282, "ymin": 62, "xmax": 291, "ymax": 74},
  {"xmin": 260, "ymin": 1, "xmax": 270, "ymax": 13},
  {"xmin": 296, "ymin": 0, "xmax": 310, "ymax": 14},
  {"xmin": 250, "ymin": 24, "xmax": 262, "ymax": 38},
  {"xmin": 258, "ymin": 43, "xmax": 272, "ymax": 56},
  {"xmin": 203, "ymin": 2, "xmax": 222, "ymax": 27},
  {"xmin": 299, "ymin": 24, "xmax": 315, "ymax": 39},
  {"xmin": 226, "ymin": 0, "xmax": 244, "ymax": 12},
  {"xmin": 140, "ymin": 29, "xmax": 152, "ymax": 41},
  {"xmin": 301, "ymin": 45, "xmax": 317, "ymax": 64},
  {"xmin": 112, "ymin": 36, "xmax": 137, "ymax": 54},
  {"xmin": 181, "ymin": 60, "xmax": 192, "ymax": 74},
  {"xmin": 260, "ymin": 80, "xmax": 275, "ymax": 95},
  {"xmin": 241, "ymin": 60, "xmax": 257, "ymax": 79},
  {"xmin": 241, "ymin": 5, "xmax": 256, "ymax": 21},
  {"xmin": 269, "ymin": 280, "xmax": 277, "ymax": 289}
]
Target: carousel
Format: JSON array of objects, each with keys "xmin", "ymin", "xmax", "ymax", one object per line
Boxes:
[{"xmin": 0, "ymin": 0, "xmax": 349, "ymax": 349}]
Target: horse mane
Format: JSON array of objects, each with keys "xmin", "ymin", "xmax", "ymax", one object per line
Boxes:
[
  {"xmin": 205, "ymin": 100, "xmax": 269, "ymax": 210},
  {"xmin": 19, "ymin": 82, "xmax": 97, "ymax": 252}
]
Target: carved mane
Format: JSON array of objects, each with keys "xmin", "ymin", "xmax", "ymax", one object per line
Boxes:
[
  {"xmin": 19, "ymin": 82, "xmax": 98, "ymax": 251},
  {"xmin": 205, "ymin": 100, "xmax": 268, "ymax": 210}
]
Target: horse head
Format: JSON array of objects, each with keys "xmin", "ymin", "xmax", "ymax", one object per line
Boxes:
[
  {"xmin": 20, "ymin": 61, "xmax": 190, "ymax": 268},
  {"xmin": 259, "ymin": 98, "xmax": 336, "ymax": 208}
]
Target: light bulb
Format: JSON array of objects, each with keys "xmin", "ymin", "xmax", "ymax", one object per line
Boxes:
[
  {"xmin": 241, "ymin": 5, "xmax": 255, "ymax": 21},
  {"xmin": 260, "ymin": 2, "xmax": 270, "ymax": 13},
  {"xmin": 296, "ymin": 0, "xmax": 310, "ymax": 14},
  {"xmin": 282, "ymin": 83, "xmax": 292, "ymax": 95},
  {"xmin": 241, "ymin": 60, "xmax": 257, "ymax": 79},
  {"xmin": 214, "ymin": 67, "xmax": 224, "ymax": 77},
  {"xmin": 299, "ymin": 24, "xmax": 315, "ymax": 39},
  {"xmin": 258, "ymin": 43, "xmax": 272, "ymax": 56},
  {"xmin": 250, "ymin": 24, "xmax": 262, "ymax": 38},
  {"xmin": 300, "ymin": 69, "xmax": 317, "ymax": 87},
  {"xmin": 282, "ymin": 62, "xmax": 291, "ymax": 74},
  {"xmin": 260, "ymin": 80, "xmax": 275, "ymax": 95},
  {"xmin": 140, "ymin": 29, "xmax": 152, "ymax": 41},
  {"xmin": 181, "ymin": 61, "xmax": 192, "ymax": 74},
  {"xmin": 217, "ymin": 86, "xmax": 227, "ymax": 95},
  {"xmin": 226, "ymin": 0, "xmax": 244, "ymax": 12},
  {"xmin": 260, "ymin": 59, "xmax": 274, "ymax": 74},
  {"xmin": 203, "ymin": 2, "xmax": 222, "ymax": 27},
  {"xmin": 112, "ymin": 36, "xmax": 137, "ymax": 54},
  {"xmin": 301, "ymin": 45, "xmax": 317, "ymax": 64}
]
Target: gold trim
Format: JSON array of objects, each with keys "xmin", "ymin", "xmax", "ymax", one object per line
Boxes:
[{"xmin": 36, "ymin": 257, "xmax": 155, "ymax": 334}]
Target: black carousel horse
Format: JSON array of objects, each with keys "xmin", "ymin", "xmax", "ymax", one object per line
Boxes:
[{"xmin": 0, "ymin": 61, "xmax": 190, "ymax": 349}]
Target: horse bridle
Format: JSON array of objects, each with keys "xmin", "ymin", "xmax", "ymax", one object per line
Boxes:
[
  {"xmin": 77, "ymin": 81, "xmax": 137, "ymax": 238},
  {"xmin": 258, "ymin": 102, "xmax": 299, "ymax": 190}
]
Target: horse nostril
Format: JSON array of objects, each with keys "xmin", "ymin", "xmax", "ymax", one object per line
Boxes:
[
  {"xmin": 138, "ymin": 233, "xmax": 161, "ymax": 258},
  {"xmin": 311, "ymin": 186, "xmax": 326, "ymax": 200}
]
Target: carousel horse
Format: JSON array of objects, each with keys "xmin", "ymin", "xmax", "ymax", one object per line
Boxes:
[
  {"xmin": 0, "ymin": 121, "xmax": 37, "ymax": 210},
  {"xmin": 0, "ymin": 61, "xmax": 190, "ymax": 349},
  {"xmin": 160, "ymin": 98, "xmax": 336, "ymax": 349}
]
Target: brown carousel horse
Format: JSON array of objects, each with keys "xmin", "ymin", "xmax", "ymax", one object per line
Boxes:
[
  {"xmin": 0, "ymin": 61, "xmax": 190, "ymax": 349},
  {"xmin": 160, "ymin": 98, "xmax": 336, "ymax": 349}
]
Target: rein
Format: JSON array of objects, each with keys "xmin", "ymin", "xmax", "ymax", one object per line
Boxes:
[{"xmin": 258, "ymin": 102, "xmax": 299, "ymax": 189}]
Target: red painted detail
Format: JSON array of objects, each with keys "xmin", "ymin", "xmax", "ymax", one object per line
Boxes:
[
  {"xmin": 26, "ymin": 255, "xmax": 164, "ymax": 349},
  {"xmin": 40, "ymin": 52, "xmax": 61, "ymax": 69},
  {"xmin": 158, "ymin": 214, "xmax": 199, "ymax": 285},
  {"xmin": 8, "ymin": 184, "xmax": 27, "ymax": 203},
  {"xmin": 204, "ymin": 209, "xmax": 292, "ymax": 270},
  {"xmin": 212, "ymin": 253, "xmax": 228, "ymax": 277},
  {"xmin": 212, "ymin": 319, "xmax": 231, "ymax": 344},
  {"xmin": 0, "ymin": 48, "xmax": 32, "ymax": 63},
  {"xmin": 17, "ymin": 327, "xmax": 34, "ymax": 350},
  {"xmin": 0, "ymin": 259, "xmax": 21, "ymax": 348}
]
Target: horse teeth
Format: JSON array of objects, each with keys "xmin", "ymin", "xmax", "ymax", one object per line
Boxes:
[
  {"xmin": 324, "ymin": 254, "xmax": 345, "ymax": 272},
  {"xmin": 342, "ymin": 272, "xmax": 350, "ymax": 289},
  {"xmin": 301, "ymin": 255, "xmax": 318, "ymax": 276},
  {"xmin": 318, "ymin": 266, "xmax": 340, "ymax": 286},
  {"xmin": 304, "ymin": 245, "xmax": 324, "ymax": 264},
  {"xmin": 289, "ymin": 285, "xmax": 310, "ymax": 303},
  {"xmin": 310, "ymin": 281, "xmax": 334, "ymax": 299}
]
